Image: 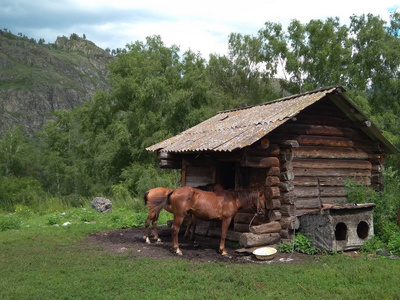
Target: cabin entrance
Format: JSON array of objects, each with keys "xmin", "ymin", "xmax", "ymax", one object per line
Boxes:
[{"xmin": 217, "ymin": 161, "xmax": 236, "ymax": 190}]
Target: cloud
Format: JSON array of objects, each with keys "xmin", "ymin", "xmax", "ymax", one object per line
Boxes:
[{"xmin": 1, "ymin": 0, "xmax": 399, "ymax": 57}]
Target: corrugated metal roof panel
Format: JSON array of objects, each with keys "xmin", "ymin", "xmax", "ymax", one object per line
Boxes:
[{"xmin": 147, "ymin": 87, "xmax": 336, "ymax": 152}]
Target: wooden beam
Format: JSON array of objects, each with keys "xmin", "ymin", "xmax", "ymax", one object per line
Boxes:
[
  {"xmin": 239, "ymin": 232, "xmax": 281, "ymax": 248},
  {"xmin": 250, "ymin": 221, "xmax": 282, "ymax": 234},
  {"xmin": 293, "ymin": 168, "xmax": 371, "ymax": 177},
  {"xmin": 241, "ymin": 156, "xmax": 280, "ymax": 168},
  {"xmin": 292, "ymin": 147, "xmax": 369, "ymax": 160}
]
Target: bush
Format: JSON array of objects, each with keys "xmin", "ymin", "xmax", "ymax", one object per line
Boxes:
[
  {"xmin": 360, "ymin": 236, "xmax": 385, "ymax": 254},
  {"xmin": 294, "ymin": 233, "xmax": 319, "ymax": 255},
  {"xmin": 277, "ymin": 234, "xmax": 319, "ymax": 255},
  {"xmin": 0, "ymin": 176, "xmax": 48, "ymax": 211},
  {"xmin": 0, "ymin": 214, "xmax": 22, "ymax": 231},
  {"xmin": 277, "ymin": 241, "xmax": 294, "ymax": 253}
]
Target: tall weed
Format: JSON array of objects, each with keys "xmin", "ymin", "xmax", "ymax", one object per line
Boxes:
[{"xmin": 0, "ymin": 214, "xmax": 21, "ymax": 231}]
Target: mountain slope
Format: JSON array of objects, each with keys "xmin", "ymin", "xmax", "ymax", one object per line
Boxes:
[{"xmin": 0, "ymin": 31, "xmax": 113, "ymax": 135}]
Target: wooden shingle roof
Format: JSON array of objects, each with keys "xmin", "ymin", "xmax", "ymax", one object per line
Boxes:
[{"xmin": 146, "ymin": 86, "xmax": 398, "ymax": 154}]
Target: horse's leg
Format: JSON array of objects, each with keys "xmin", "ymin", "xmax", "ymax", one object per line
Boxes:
[
  {"xmin": 171, "ymin": 215, "xmax": 185, "ymax": 255},
  {"xmin": 184, "ymin": 215, "xmax": 192, "ymax": 240},
  {"xmin": 144, "ymin": 211, "xmax": 155, "ymax": 244},
  {"xmin": 219, "ymin": 217, "xmax": 232, "ymax": 255},
  {"xmin": 152, "ymin": 212, "xmax": 162, "ymax": 243},
  {"xmin": 190, "ymin": 216, "xmax": 197, "ymax": 242},
  {"xmin": 184, "ymin": 215, "xmax": 197, "ymax": 241}
]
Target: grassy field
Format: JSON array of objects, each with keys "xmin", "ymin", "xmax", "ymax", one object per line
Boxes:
[{"xmin": 1, "ymin": 207, "xmax": 400, "ymax": 300}]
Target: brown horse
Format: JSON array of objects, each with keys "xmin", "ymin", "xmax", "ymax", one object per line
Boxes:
[
  {"xmin": 143, "ymin": 184, "xmax": 217, "ymax": 244},
  {"xmin": 143, "ymin": 187, "xmax": 173, "ymax": 244},
  {"xmin": 167, "ymin": 186, "xmax": 266, "ymax": 255}
]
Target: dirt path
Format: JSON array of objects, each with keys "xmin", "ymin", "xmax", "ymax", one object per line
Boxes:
[{"xmin": 84, "ymin": 227, "xmax": 319, "ymax": 264}]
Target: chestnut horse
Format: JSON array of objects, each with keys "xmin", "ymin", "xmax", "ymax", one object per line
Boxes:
[
  {"xmin": 143, "ymin": 184, "xmax": 217, "ymax": 244},
  {"xmin": 167, "ymin": 186, "xmax": 266, "ymax": 255}
]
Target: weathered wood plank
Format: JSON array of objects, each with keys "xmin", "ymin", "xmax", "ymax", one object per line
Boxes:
[
  {"xmin": 234, "ymin": 223, "xmax": 251, "ymax": 233},
  {"xmin": 265, "ymin": 186, "xmax": 281, "ymax": 199},
  {"xmin": 234, "ymin": 212, "xmax": 265, "ymax": 225},
  {"xmin": 239, "ymin": 232, "xmax": 281, "ymax": 248},
  {"xmin": 268, "ymin": 209, "xmax": 282, "ymax": 222},
  {"xmin": 294, "ymin": 198, "xmax": 322, "ymax": 209},
  {"xmin": 267, "ymin": 166, "xmax": 281, "ymax": 176},
  {"xmin": 279, "ymin": 140, "xmax": 299, "ymax": 148},
  {"xmin": 279, "ymin": 123, "xmax": 360, "ymax": 138},
  {"xmin": 250, "ymin": 221, "xmax": 282, "ymax": 234},
  {"xmin": 291, "ymin": 159, "xmax": 372, "ymax": 170},
  {"xmin": 280, "ymin": 192, "xmax": 295, "ymax": 204},
  {"xmin": 280, "ymin": 170, "xmax": 294, "ymax": 181},
  {"xmin": 280, "ymin": 216, "xmax": 300, "ymax": 230},
  {"xmin": 320, "ymin": 197, "xmax": 347, "ymax": 204},
  {"xmin": 293, "ymin": 176, "xmax": 371, "ymax": 187},
  {"xmin": 266, "ymin": 198, "xmax": 281, "ymax": 210},
  {"xmin": 293, "ymin": 168, "xmax": 371, "ymax": 177},
  {"xmin": 241, "ymin": 156, "xmax": 280, "ymax": 168},
  {"xmin": 159, "ymin": 159, "xmax": 182, "ymax": 169},
  {"xmin": 278, "ymin": 181, "xmax": 294, "ymax": 192},
  {"xmin": 280, "ymin": 204, "xmax": 295, "ymax": 216},
  {"xmin": 293, "ymin": 187, "xmax": 319, "ymax": 198},
  {"xmin": 244, "ymin": 144, "xmax": 280, "ymax": 157},
  {"xmin": 292, "ymin": 147, "xmax": 369, "ymax": 160},
  {"xmin": 265, "ymin": 176, "xmax": 280, "ymax": 187}
]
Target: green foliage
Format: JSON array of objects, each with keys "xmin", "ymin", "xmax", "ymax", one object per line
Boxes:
[
  {"xmin": 345, "ymin": 178, "xmax": 377, "ymax": 204},
  {"xmin": 0, "ymin": 214, "xmax": 22, "ymax": 231},
  {"xmin": 277, "ymin": 241, "xmax": 294, "ymax": 253},
  {"xmin": 360, "ymin": 236, "xmax": 385, "ymax": 254},
  {"xmin": 0, "ymin": 176, "xmax": 48, "ymax": 211},
  {"xmin": 277, "ymin": 234, "xmax": 319, "ymax": 255},
  {"xmin": 294, "ymin": 233, "xmax": 319, "ymax": 255}
]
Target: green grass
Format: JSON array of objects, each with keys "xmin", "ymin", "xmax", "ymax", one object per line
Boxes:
[{"xmin": 1, "ymin": 208, "xmax": 399, "ymax": 300}]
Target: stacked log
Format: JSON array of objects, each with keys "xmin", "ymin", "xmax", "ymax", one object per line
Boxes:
[
  {"xmin": 238, "ymin": 140, "xmax": 283, "ymax": 247},
  {"xmin": 276, "ymin": 142, "xmax": 298, "ymax": 241},
  {"xmin": 158, "ymin": 151, "xmax": 182, "ymax": 169},
  {"xmin": 270, "ymin": 118, "xmax": 380, "ymax": 217},
  {"xmin": 370, "ymin": 146, "xmax": 385, "ymax": 191}
]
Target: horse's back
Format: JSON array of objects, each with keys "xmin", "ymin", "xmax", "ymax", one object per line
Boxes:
[{"xmin": 145, "ymin": 187, "xmax": 172, "ymax": 212}]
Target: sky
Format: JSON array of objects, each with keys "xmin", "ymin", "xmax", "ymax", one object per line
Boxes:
[{"xmin": 1, "ymin": 0, "xmax": 399, "ymax": 58}]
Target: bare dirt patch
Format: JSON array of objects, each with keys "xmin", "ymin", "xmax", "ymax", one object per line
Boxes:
[{"xmin": 84, "ymin": 227, "xmax": 319, "ymax": 264}]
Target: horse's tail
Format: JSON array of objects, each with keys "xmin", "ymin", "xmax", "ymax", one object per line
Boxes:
[
  {"xmin": 144, "ymin": 190, "xmax": 150, "ymax": 205},
  {"xmin": 166, "ymin": 189, "xmax": 175, "ymax": 206},
  {"xmin": 146, "ymin": 191, "xmax": 170, "ymax": 213}
]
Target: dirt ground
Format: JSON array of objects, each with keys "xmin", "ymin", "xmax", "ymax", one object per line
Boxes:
[{"xmin": 84, "ymin": 227, "xmax": 321, "ymax": 264}]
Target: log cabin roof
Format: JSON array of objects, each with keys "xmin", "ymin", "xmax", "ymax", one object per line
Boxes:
[{"xmin": 146, "ymin": 86, "xmax": 398, "ymax": 154}]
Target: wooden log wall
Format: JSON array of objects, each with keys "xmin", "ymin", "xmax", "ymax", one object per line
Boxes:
[
  {"xmin": 237, "ymin": 99, "xmax": 386, "ymax": 248},
  {"xmin": 238, "ymin": 138, "xmax": 291, "ymax": 246},
  {"xmin": 268, "ymin": 99, "xmax": 385, "ymax": 218}
]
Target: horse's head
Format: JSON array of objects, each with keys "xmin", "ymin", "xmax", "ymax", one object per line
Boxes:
[{"xmin": 256, "ymin": 190, "xmax": 266, "ymax": 216}]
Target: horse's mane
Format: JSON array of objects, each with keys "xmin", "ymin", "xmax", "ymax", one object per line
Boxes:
[{"xmin": 231, "ymin": 189, "xmax": 260, "ymax": 207}]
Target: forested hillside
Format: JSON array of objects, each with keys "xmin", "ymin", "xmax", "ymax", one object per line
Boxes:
[
  {"xmin": 0, "ymin": 13, "xmax": 399, "ymax": 211},
  {"xmin": 0, "ymin": 30, "xmax": 113, "ymax": 134}
]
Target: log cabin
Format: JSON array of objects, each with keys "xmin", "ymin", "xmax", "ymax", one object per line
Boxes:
[{"xmin": 146, "ymin": 86, "xmax": 398, "ymax": 251}]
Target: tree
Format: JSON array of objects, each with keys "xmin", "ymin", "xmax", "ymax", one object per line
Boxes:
[{"xmin": 0, "ymin": 126, "xmax": 33, "ymax": 177}]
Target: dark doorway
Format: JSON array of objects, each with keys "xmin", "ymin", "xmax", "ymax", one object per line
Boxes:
[
  {"xmin": 217, "ymin": 162, "xmax": 236, "ymax": 190},
  {"xmin": 335, "ymin": 222, "xmax": 348, "ymax": 241}
]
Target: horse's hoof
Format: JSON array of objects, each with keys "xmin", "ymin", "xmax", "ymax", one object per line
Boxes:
[
  {"xmin": 156, "ymin": 239, "xmax": 163, "ymax": 244},
  {"xmin": 175, "ymin": 249, "xmax": 183, "ymax": 256},
  {"xmin": 145, "ymin": 237, "xmax": 151, "ymax": 244},
  {"xmin": 220, "ymin": 250, "xmax": 228, "ymax": 256}
]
